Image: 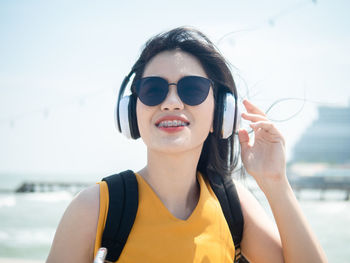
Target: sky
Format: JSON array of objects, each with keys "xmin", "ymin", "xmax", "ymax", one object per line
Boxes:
[{"xmin": 0, "ymin": 0, "xmax": 349, "ymax": 179}]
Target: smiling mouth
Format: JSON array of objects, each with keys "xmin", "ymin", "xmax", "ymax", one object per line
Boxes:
[{"xmin": 156, "ymin": 120, "xmax": 190, "ymax": 128}]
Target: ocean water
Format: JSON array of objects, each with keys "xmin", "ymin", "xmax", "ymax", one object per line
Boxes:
[
  {"xmin": 0, "ymin": 191, "xmax": 72, "ymax": 259},
  {"xmin": 0, "ymin": 172, "xmax": 96, "ymax": 261},
  {"xmin": 0, "ymin": 175, "xmax": 350, "ymax": 262}
]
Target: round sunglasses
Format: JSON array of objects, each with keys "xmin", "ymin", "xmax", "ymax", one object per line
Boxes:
[{"xmin": 134, "ymin": 75, "xmax": 213, "ymax": 106}]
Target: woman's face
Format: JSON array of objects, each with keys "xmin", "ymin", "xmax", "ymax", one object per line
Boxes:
[{"xmin": 136, "ymin": 49, "xmax": 215, "ymax": 154}]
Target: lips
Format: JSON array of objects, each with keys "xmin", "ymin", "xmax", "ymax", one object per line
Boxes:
[{"xmin": 155, "ymin": 115, "xmax": 190, "ymax": 127}]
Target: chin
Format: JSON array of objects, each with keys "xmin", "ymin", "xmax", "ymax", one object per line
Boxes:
[{"xmin": 149, "ymin": 140, "xmax": 204, "ymax": 155}]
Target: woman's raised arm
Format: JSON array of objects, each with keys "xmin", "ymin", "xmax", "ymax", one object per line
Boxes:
[{"xmin": 237, "ymin": 99, "xmax": 327, "ymax": 263}]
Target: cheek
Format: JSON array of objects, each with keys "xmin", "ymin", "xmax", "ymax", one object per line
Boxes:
[
  {"xmin": 193, "ymin": 95, "xmax": 215, "ymax": 132},
  {"xmin": 202, "ymin": 91, "xmax": 215, "ymax": 126},
  {"xmin": 136, "ymin": 100, "xmax": 153, "ymax": 138}
]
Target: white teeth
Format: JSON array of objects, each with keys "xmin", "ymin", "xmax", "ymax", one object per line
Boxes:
[{"xmin": 157, "ymin": 120, "xmax": 188, "ymax": 127}]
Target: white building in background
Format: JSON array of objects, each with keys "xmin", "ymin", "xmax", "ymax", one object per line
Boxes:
[
  {"xmin": 288, "ymin": 102, "xmax": 350, "ymax": 179},
  {"xmin": 291, "ymin": 104, "xmax": 350, "ymax": 164},
  {"xmin": 287, "ymin": 103, "xmax": 350, "ymax": 199}
]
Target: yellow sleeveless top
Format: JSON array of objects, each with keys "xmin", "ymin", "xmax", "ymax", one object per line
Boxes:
[{"xmin": 94, "ymin": 172, "xmax": 235, "ymax": 262}]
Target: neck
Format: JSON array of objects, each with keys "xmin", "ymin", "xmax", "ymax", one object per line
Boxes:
[{"xmin": 138, "ymin": 146, "xmax": 203, "ymax": 220}]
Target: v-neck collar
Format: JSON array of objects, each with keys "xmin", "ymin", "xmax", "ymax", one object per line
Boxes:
[{"xmin": 134, "ymin": 171, "xmax": 203, "ymax": 222}]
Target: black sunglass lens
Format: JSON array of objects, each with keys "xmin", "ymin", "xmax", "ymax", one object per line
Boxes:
[
  {"xmin": 177, "ymin": 76, "xmax": 211, "ymax": 106},
  {"xmin": 135, "ymin": 77, "xmax": 168, "ymax": 106}
]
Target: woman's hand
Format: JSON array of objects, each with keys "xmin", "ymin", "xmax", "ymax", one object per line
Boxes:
[{"xmin": 238, "ymin": 99, "xmax": 286, "ymax": 188}]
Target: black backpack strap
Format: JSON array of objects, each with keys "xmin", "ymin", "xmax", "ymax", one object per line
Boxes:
[
  {"xmin": 206, "ymin": 171, "xmax": 245, "ymax": 262},
  {"xmin": 101, "ymin": 170, "xmax": 138, "ymax": 262}
]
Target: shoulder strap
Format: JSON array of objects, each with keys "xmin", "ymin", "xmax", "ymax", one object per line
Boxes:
[
  {"xmin": 101, "ymin": 170, "xmax": 138, "ymax": 262},
  {"xmin": 206, "ymin": 171, "xmax": 245, "ymax": 262}
]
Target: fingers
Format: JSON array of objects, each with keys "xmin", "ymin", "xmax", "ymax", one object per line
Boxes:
[
  {"xmin": 238, "ymin": 128, "xmax": 253, "ymax": 151},
  {"xmin": 250, "ymin": 121, "xmax": 275, "ymax": 133},
  {"xmin": 238, "ymin": 128, "xmax": 249, "ymax": 145},
  {"xmin": 250, "ymin": 121, "xmax": 285, "ymax": 144},
  {"xmin": 241, "ymin": 112, "xmax": 268, "ymax": 122},
  {"xmin": 241, "ymin": 99, "xmax": 268, "ymax": 125},
  {"xmin": 243, "ymin": 99, "xmax": 266, "ymax": 116},
  {"xmin": 240, "ymin": 99, "xmax": 284, "ymax": 143},
  {"xmin": 94, "ymin": 247, "xmax": 107, "ymax": 263}
]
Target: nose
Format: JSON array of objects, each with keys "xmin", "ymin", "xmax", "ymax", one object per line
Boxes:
[{"xmin": 160, "ymin": 84, "xmax": 184, "ymax": 111}]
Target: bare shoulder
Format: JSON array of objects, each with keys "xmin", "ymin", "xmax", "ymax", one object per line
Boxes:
[
  {"xmin": 46, "ymin": 184, "xmax": 100, "ymax": 263},
  {"xmin": 71, "ymin": 184, "xmax": 100, "ymax": 215},
  {"xmin": 233, "ymin": 179, "xmax": 284, "ymax": 263}
]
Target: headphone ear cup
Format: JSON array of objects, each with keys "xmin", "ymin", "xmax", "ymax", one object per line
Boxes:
[
  {"xmin": 128, "ymin": 94, "xmax": 140, "ymax": 139},
  {"xmin": 115, "ymin": 95, "xmax": 140, "ymax": 140},
  {"xmin": 213, "ymin": 92, "xmax": 223, "ymax": 138},
  {"xmin": 221, "ymin": 93, "xmax": 238, "ymax": 139},
  {"xmin": 115, "ymin": 96, "xmax": 132, "ymax": 139}
]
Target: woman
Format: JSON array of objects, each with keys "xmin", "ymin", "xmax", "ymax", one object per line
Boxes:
[{"xmin": 47, "ymin": 26, "xmax": 327, "ymax": 263}]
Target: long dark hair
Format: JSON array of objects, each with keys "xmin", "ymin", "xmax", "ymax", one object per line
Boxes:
[{"xmin": 129, "ymin": 26, "xmax": 240, "ymax": 179}]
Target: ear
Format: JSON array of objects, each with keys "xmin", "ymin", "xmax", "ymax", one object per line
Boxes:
[{"xmin": 210, "ymin": 119, "xmax": 214, "ymax": 133}]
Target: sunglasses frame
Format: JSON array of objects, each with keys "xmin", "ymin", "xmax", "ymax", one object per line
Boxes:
[{"xmin": 134, "ymin": 75, "xmax": 214, "ymax": 106}]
